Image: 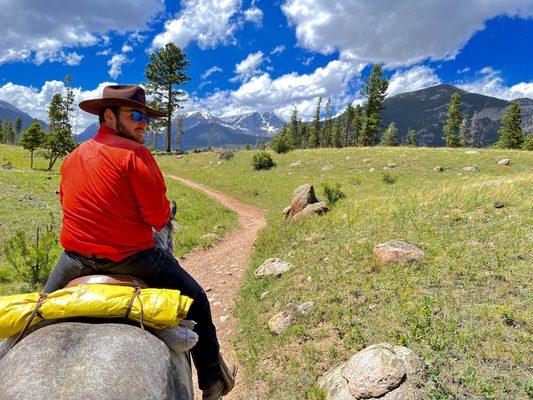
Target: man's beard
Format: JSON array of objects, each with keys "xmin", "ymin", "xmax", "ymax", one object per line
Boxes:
[{"xmin": 117, "ymin": 120, "xmax": 145, "ymax": 144}]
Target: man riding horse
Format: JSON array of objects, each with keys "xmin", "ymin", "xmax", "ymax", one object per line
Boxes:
[{"xmin": 43, "ymin": 84, "xmax": 235, "ymax": 400}]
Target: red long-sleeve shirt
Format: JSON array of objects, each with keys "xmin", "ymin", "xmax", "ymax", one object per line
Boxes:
[{"xmin": 59, "ymin": 124, "xmax": 170, "ymax": 261}]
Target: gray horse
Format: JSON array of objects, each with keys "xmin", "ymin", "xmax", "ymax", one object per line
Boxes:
[{"xmin": 0, "ymin": 201, "xmax": 194, "ymax": 400}]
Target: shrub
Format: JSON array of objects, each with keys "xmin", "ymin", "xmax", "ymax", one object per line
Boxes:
[
  {"xmin": 269, "ymin": 132, "xmax": 292, "ymax": 154},
  {"xmin": 382, "ymin": 172, "xmax": 397, "ymax": 184},
  {"xmin": 252, "ymin": 151, "xmax": 275, "ymax": 170},
  {"xmin": 218, "ymin": 149, "xmax": 234, "ymax": 160},
  {"xmin": 522, "ymin": 135, "xmax": 533, "ymax": 150},
  {"xmin": 322, "ymin": 182, "xmax": 345, "ymax": 206},
  {"xmin": 3, "ymin": 216, "xmax": 60, "ymax": 289}
]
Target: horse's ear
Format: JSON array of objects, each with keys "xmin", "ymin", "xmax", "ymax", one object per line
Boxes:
[{"xmin": 170, "ymin": 201, "xmax": 177, "ymax": 219}]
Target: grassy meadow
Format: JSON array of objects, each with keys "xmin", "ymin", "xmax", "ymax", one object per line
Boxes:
[
  {"xmin": 0, "ymin": 143, "xmax": 238, "ymax": 295},
  {"xmin": 157, "ymin": 147, "xmax": 533, "ymax": 399}
]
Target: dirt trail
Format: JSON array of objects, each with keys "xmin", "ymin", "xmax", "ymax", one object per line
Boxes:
[{"xmin": 165, "ymin": 175, "xmax": 267, "ymax": 400}]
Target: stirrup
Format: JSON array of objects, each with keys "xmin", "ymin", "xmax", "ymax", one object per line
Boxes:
[{"xmin": 219, "ymin": 353, "xmax": 237, "ymax": 396}]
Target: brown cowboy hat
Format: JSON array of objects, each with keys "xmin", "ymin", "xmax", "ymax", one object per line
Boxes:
[{"xmin": 79, "ymin": 84, "xmax": 165, "ymax": 117}]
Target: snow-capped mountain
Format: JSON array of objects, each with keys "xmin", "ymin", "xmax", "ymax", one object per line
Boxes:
[
  {"xmin": 0, "ymin": 100, "xmax": 47, "ymax": 131},
  {"xmin": 221, "ymin": 111, "xmax": 286, "ymax": 137}
]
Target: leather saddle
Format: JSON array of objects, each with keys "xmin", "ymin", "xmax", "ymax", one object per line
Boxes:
[{"xmin": 65, "ymin": 274, "xmax": 148, "ymax": 289}]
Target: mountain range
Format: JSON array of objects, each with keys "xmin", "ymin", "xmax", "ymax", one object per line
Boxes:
[
  {"xmin": 0, "ymin": 100, "xmax": 47, "ymax": 131},
  {"xmin": 1, "ymin": 84, "xmax": 532, "ymax": 149}
]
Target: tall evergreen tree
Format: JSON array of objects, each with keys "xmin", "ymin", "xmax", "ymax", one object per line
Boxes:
[
  {"xmin": 359, "ymin": 64, "xmax": 389, "ymax": 146},
  {"xmin": 20, "ymin": 121, "xmax": 45, "ymax": 169},
  {"xmin": 443, "ymin": 92, "xmax": 463, "ymax": 147},
  {"xmin": 459, "ymin": 117, "xmax": 469, "ymax": 147},
  {"xmin": 45, "ymin": 89, "xmax": 76, "ymax": 171},
  {"xmin": 333, "ymin": 119, "xmax": 343, "ymax": 148},
  {"xmin": 299, "ymin": 121, "xmax": 309, "ymax": 148},
  {"xmin": 322, "ymin": 98, "xmax": 333, "ymax": 147},
  {"xmin": 174, "ymin": 114, "xmax": 185, "ymax": 152},
  {"xmin": 380, "ymin": 122, "xmax": 399, "ymax": 146},
  {"xmin": 352, "ymin": 105, "xmax": 363, "ymax": 145},
  {"xmin": 145, "ymin": 42, "xmax": 191, "ymax": 152},
  {"xmin": 497, "ymin": 100, "xmax": 524, "ymax": 149},
  {"xmin": 469, "ymin": 112, "xmax": 484, "ymax": 148},
  {"xmin": 146, "ymin": 98, "xmax": 166, "ymax": 150},
  {"xmin": 4, "ymin": 119, "xmax": 16, "ymax": 144},
  {"xmin": 288, "ymin": 107, "xmax": 300, "ymax": 148},
  {"xmin": 406, "ymin": 129, "xmax": 416, "ymax": 146},
  {"xmin": 14, "ymin": 117, "xmax": 22, "ymax": 145},
  {"xmin": 342, "ymin": 104, "xmax": 355, "ymax": 147},
  {"xmin": 309, "ymin": 96, "xmax": 322, "ymax": 148},
  {"xmin": 0, "ymin": 119, "xmax": 3, "ymax": 142}
]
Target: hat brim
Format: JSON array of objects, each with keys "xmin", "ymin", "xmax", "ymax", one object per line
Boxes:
[{"xmin": 79, "ymin": 97, "xmax": 166, "ymax": 118}]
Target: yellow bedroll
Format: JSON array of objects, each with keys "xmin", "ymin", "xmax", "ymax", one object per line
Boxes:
[{"xmin": 0, "ymin": 284, "xmax": 193, "ymax": 339}]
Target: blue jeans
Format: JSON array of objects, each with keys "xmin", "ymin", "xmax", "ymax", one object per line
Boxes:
[{"xmin": 44, "ymin": 247, "xmax": 222, "ymax": 390}]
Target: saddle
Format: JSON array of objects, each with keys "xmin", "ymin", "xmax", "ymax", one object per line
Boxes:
[{"xmin": 65, "ymin": 274, "xmax": 148, "ymax": 289}]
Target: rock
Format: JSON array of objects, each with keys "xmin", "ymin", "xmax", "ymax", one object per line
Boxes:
[
  {"xmin": 497, "ymin": 159, "xmax": 510, "ymax": 166},
  {"xmin": 363, "ymin": 159, "xmax": 372, "ymax": 163},
  {"xmin": 176, "ymin": 155, "xmax": 184, "ymax": 158},
  {"xmin": 284, "ymin": 184, "xmax": 319, "ymax": 218},
  {"xmin": 268, "ymin": 311, "xmax": 295, "ymax": 335},
  {"xmin": 463, "ymin": 166, "xmax": 477, "ymax": 172},
  {"xmin": 465, "ymin": 150, "xmax": 479, "ymax": 154},
  {"xmin": 220, "ymin": 315, "xmax": 228, "ymax": 323},
  {"xmin": 254, "ymin": 258, "xmax": 293, "ymax": 277},
  {"xmin": 318, "ymin": 343, "xmax": 426, "ymax": 400},
  {"xmin": 433, "ymin": 166, "xmax": 444, "ymax": 172},
  {"xmin": 373, "ymin": 240, "xmax": 425, "ymax": 263},
  {"xmin": 282, "ymin": 206, "xmax": 291, "ymax": 217},
  {"xmin": 387, "ymin": 163, "xmax": 397, "ymax": 168},
  {"xmin": 303, "ymin": 233, "xmax": 325, "ymax": 243},
  {"xmin": 201, "ymin": 233, "xmax": 218, "ymax": 241},
  {"xmin": 297, "ymin": 301, "xmax": 315, "ymax": 315},
  {"xmin": 205, "ymin": 287, "xmax": 212, "ymax": 292},
  {"xmin": 293, "ymin": 201, "xmax": 328, "ymax": 220},
  {"xmin": 494, "ymin": 201, "xmax": 505, "ymax": 209},
  {"xmin": 260, "ymin": 291, "xmax": 271, "ymax": 300},
  {"xmin": 289, "ymin": 161, "xmax": 302, "ymax": 167},
  {"xmin": 346, "ymin": 157, "xmax": 351, "ymax": 160},
  {"xmin": 369, "ymin": 168, "xmax": 375, "ymax": 172}
]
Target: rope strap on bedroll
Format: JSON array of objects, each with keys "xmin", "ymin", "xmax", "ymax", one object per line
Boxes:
[
  {"xmin": 125, "ymin": 287, "xmax": 145, "ymax": 331},
  {"xmin": 11, "ymin": 293, "xmax": 48, "ymax": 349}
]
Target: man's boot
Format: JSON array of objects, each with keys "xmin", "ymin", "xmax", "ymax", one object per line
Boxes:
[{"xmin": 202, "ymin": 354, "xmax": 237, "ymax": 400}]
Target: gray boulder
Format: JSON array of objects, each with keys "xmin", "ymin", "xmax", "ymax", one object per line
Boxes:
[
  {"xmin": 373, "ymin": 240, "xmax": 425, "ymax": 263},
  {"xmin": 497, "ymin": 159, "xmax": 511, "ymax": 166},
  {"xmin": 293, "ymin": 201, "xmax": 328, "ymax": 220},
  {"xmin": 463, "ymin": 166, "xmax": 477, "ymax": 172},
  {"xmin": 0, "ymin": 322, "xmax": 193, "ymax": 400},
  {"xmin": 283, "ymin": 184, "xmax": 319, "ymax": 218},
  {"xmin": 267, "ymin": 311, "xmax": 295, "ymax": 335},
  {"xmin": 318, "ymin": 343, "xmax": 426, "ymax": 399},
  {"xmin": 254, "ymin": 258, "xmax": 292, "ymax": 277}
]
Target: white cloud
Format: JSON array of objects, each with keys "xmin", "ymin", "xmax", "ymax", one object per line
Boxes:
[
  {"xmin": 457, "ymin": 67, "xmax": 470, "ymax": 73},
  {"xmin": 152, "ymin": 0, "xmax": 242, "ymax": 50},
  {"xmin": 0, "ymin": 81, "xmax": 116, "ymax": 133},
  {"xmin": 121, "ymin": 44, "xmax": 133, "ymax": 53},
  {"xmin": 234, "ymin": 51, "xmax": 264, "ymax": 80},
  {"xmin": 96, "ymin": 49, "xmax": 112, "ymax": 56},
  {"xmin": 0, "ymin": 0, "xmax": 163, "ymax": 65},
  {"xmin": 281, "ymin": 0, "xmax": 533, "ymax": 67},
  {"xmin": 302, "ymin": 56, "xmax": 314, "ymax": 66},
  {"xmin": 458, "ymin": 68, "xmax": 533, "ymax": 100},
  {"xmin": 244, "ymin": 5, "xmax": 263, "ymax": 26},
  {"xmin": 107, "ymin": 54, "xmax": 128, "ymax": 79},
  {"xmin": 201, "ymin": 66, "xmax": 223, "ymax": 79},
  {"xmin": 271, "ymin": 45, "xmax": 286, "ymax": 55},
  {"xmin": 189, "ymin": 59, "xmax": 364, "ymax": 120},
  {"xmin": 387, "ymin": 66, "xmax": 442, "ymax": 97}
]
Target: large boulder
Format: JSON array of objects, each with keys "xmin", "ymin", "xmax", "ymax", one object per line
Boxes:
[
  {"xmin": 283, "ymin": 184, "xmax": 319, "ymax": 218},
  {"xmin": 0, "ymin": 322, "xmax": 193, "ymax": 400},
  {"xmin": 293, "ymin": 201, "xmax": 328, "ymax": 220},
  {"xmin": 254, "ymin": 258, "xmax": 292, "ymax": 277},
  {"xmin": 318, "ymin": 343, "xmax": 427, "ymax": 399},
  {"xmin": 373, "ymin": 241, "xmax": 425, "ymax": 264}
]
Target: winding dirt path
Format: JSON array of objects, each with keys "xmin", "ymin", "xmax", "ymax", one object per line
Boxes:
[{"xmin": 165, "ymin": 175, "xmax": 267, "ymax": 400}]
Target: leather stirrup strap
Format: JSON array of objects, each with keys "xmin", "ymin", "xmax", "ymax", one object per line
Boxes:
[
  {"xmin": 125, "ymin": 287, "xmax": 145, "ymax": 330},
  {"xmin": 11, "ymin": 292, "xmax": 48, "ymax": 349},
  {"xmin": 219, "ymin": 354, "xmax": 237, "ymax": 396}
]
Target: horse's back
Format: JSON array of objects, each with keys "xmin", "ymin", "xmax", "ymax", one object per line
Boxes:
[{"xmin": 0, "ymin": 322, "xmax": 192, "ymax": 400}]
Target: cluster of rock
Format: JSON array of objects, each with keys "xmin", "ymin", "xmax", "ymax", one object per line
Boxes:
[{"xmin": 282, "ymin": 184, "xmax": 328, "ymax": 220}]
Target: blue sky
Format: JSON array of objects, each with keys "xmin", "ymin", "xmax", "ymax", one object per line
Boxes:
[{"xmin": 0, "ymin": 0, "xmax": 531, "ymax": 133}]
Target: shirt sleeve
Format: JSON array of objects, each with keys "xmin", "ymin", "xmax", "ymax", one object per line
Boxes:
[{"xmin": 128, "ymin": 147, "xmax": 170, "ymax": 231}]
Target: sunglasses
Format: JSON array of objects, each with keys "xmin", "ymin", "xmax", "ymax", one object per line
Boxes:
[{"xmin": 120, "ymin": 109, "xmax": 151, "ymax": 125}]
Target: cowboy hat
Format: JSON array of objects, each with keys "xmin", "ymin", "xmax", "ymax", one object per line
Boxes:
[{"xmin": 79, "ymin": 84, "xmax": 165, "ymax": 117}]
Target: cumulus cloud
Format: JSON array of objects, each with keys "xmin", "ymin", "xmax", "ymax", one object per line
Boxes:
[
  {"xmin": 0, "ymin": 81, "xmax": 116, "ymax": 133},
  {"xmin": 190, "ymin": 59, "xmax": 364, "ymax": 120},
  {"xmin": 458, "ymin": 67, "xmax": 533, "ymax": 100},
  {"xmin": 387, "ymin": 66, "xmax": 442, "ymax": 97},
  {"xmin": 234, "ymin": 51, "xmax": 265, "ymax": 81},
  {"xmin": 0, "ymin": 0, "xmax": 163, "ymax": 65},
  {"xmin": 281, "ymin": 0, "xmax": 533, "ymax": 67},
  {"xmin": 107, "ymin": 54, "xmax": 128, "ymax": 79},
  {"xmin": 244, "ymin": 5, "xmax": 263, "ymax": 26},
  {"xmin": 152, "ymin": 0, "xmax": 242, "ymax": 49},
  {"xmin": 457, "ymin": 67, "xmax": 470, "ymax": 73},
  {"xmin": 271, "ymin": 45, "xmax": 286, "ymax": 55},
  {"xmin": 201, "ymin": 66, "xmax": 223, "ymax": 79},
  {"xmin": 121, "ymin": 44, "xmax": 133, "ymax": 53}
]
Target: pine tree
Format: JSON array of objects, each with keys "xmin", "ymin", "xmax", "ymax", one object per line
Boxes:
[
  {"xmin": 0, "ymin": 119, "xmax": 3, "ymax": 142},
  {"xmin": 380, "ymin": 122, "xmax": 399, "ymax": 146},
  {"xmin": 145, "ymin": 42, "xmax": 191, "ymax": 152},
  {"xmin": 333, "ymin": 119, "xmax": 343, "ymax": 148},
  {"xmin": 342, "ymin": 104, "xmax": 355, "ymax": 147},
  {"xmin": 322, "ymin": 98, "xmax": 333, "ymax": 147},
  {"xmin": 20, "ymin": 121, "xmax": 45, "ymax": 169},
  {"xmin": 174, "ymin": 114, "xmax": 184, "ymax": 152},
  {"xmin": 469, "ymin": 112, "xmax": 484, "ymax": 148},
  {"xmin": 443, "ymin": 93, "xmax": 463, "ymax": 147},
  {"xmin": 14, "ymin": 117, "xmax": 22, "ymax": 145},
  {"xmin": 497, "ymin": 100, "xmax": 524, "ymax": 149},
  {"xmin": 288, "ymin": 107, "xmax": 300, "ymax": 148},
  {"xmin": 352, "ymin": 105, "xmax": 363, "ymax": 145},
  {"xmin": 299, "ymin": 122, "xmax": 309, "ymax": 148},
  {"xmin": 360, "ymin": 64, "xmax": 389, "ymax": 146},
  {"xmin": 406, "ymin": 129, "xmax": 416, "ymax": 146},
  {"xmin": 309, "ymin": 96, "xmax": 322, "ymax": 148},
  {"xmin": 3, "ymin": 119, "xmax": 15, "ymax": 144},
  {"xmin": 459, "ymin": 117, "xmax": 469, "ymax": 147},
  {"xmin": 45, "ymin": 87, "xmax": 76, "ymax": 171}
]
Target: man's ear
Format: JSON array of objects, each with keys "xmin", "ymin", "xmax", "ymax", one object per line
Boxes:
[{"xmin": 104, "ymin": 108, "xmax": 117, "ymax": 126}]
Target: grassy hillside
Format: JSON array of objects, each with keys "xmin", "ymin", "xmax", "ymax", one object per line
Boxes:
[
  {"xmin": 157, "ymin": 147, "xmax": 533, "ymax": 399},
  {"xmin": 0, "ymin": 144, "xmax": 238, "ymax": 294}
]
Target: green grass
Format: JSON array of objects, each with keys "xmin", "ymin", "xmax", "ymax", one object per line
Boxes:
[
  {"xmin": 157, "ymin": 146, "xmax": 533, "ymax": 399},
  {"xmin": 0, "ymin": 144, "xmax": 238, "ymax": 295}
]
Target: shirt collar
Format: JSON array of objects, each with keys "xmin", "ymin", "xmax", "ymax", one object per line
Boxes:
[{"xmin": 96, "ymin": 124, "xmax": 119, "ymax": 137}]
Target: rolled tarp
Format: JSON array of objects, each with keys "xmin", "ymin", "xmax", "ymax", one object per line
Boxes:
[{"xmin": 0, "ymin": 284, "xmax": 193, "ymax": 338}]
